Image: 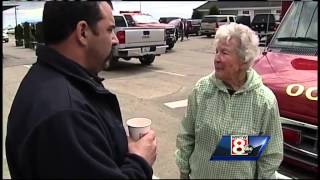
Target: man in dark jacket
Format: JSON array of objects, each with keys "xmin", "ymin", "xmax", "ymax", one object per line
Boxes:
[{"xmin": 5, "ymin": 1, "xmax": 157, "ymax": 179}]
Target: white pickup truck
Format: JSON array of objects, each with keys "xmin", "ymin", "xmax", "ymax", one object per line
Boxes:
[{"xmin": 107, "ymin": 14, "xmax": 167, "ymax": 69}]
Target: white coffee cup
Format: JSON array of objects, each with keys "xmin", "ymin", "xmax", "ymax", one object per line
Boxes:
[{"xmin": 126, "ymin": 118, "xmax": 152, "ymax": 141}]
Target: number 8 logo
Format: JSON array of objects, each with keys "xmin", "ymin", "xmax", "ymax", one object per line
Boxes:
[{"xmin": 232, "ymin": 139, "xmax": 246, "ymax": 155}]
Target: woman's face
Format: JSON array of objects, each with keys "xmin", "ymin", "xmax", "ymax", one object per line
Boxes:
[{"xmin": 214, "ymin": 38, "xmax": 246, "ymax": 82}]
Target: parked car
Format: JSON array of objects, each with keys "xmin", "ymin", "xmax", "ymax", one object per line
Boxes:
[
  {"xmin": 186, "ymin": 19, "xmax": 202, "ymax": 36},
  {"xmin": 159, "ymin": 17, "xmax": 180, "ymax": 24},
  {"xmin": 251, "ymin": 14, "xmax": 277, "ymax": 44},
  {"xmin": 3, "ymin": 31, "xmax": 9, "ymax": 43},
  {"xmin": 120, "ymin": 11, "xmax": 176, "ymax": 50},
  {"xmin": 200, "ymin": 15, "xmax": 236, "ymax": 37},
  {"xmin": 7, "ymin": 27, "xmax": 15, "ymax": 35},
  {"xmin": 251, "ymin": 14, "xmax": 276, "ymax": 32},
  {"xmin": 236, "ymin": 15, "xmax": 251, "ymax": 27},
  {"xmin": 253, "ymin": 1, "xmax": 318, "ymax": 178},
  {"xmin": 168, "ymin": 18, "xmax": 182, "ymax": 41}
]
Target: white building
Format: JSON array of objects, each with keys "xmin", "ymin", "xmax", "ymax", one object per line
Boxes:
[{"xmin": 194, "ymin": 1, "xmax": 282, "ymax": 22}]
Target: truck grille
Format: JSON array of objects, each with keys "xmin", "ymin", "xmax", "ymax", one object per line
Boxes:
[{"xmin": 281, "ymin": 117, "xmax": 318, "ymax": 168}]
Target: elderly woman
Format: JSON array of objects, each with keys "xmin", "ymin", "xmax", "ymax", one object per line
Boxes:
[{"xmin": 175, "ymin": 23, "xmax": 283, "ymax": 179}]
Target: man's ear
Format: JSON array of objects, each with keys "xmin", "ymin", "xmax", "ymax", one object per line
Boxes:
[{"xmin": 76, "ymin": 20, "xmax": 89, "ymax": 46}]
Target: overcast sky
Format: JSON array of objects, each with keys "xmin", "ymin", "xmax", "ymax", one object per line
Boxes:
[{"xmin": 2, "ymin": 1, "xmax": 206, "ymax": 28}]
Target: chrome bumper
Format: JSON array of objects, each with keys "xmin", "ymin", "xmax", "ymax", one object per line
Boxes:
[{"xmin": 114, "ymin": 45, "xmax": 168, "ymax": 57}]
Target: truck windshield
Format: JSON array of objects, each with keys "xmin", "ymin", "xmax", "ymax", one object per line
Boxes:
[
  {"xmin": 252, "ymin": 14, "xmax": 275, "ymax": 23},
  {"xmin": 269, "ymin": 1, "xmax": 318, "ymax": 48},
  {"xmin": 132, "ymin": 14, "xmax": 159, "ymax": 24}
]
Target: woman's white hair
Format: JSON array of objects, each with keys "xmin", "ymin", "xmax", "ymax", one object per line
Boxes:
[{"xmin": 215, "ymin": 22, "xmax": 260, "ymax": 67}]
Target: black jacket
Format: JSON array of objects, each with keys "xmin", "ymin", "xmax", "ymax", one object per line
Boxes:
[{"xmin": 5, "ymin": 45, "xmax": 153, "ymax": 179}]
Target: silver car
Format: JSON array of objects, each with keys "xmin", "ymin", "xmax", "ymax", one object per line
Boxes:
[{"xmin": 3, "ymin": 32, "xmax": 9, "ymax": 43}]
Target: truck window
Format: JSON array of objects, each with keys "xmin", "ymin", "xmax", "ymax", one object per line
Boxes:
[
  {"xmin": 159, "ymin": 17, "xmax": 179, "ymax": 23},
  {"xmin": 132, "ymin": 14, "xmax": 158, "ymax": 24},
  {"xmin": 270, "ymin": 1, "xmax": 318, "ymax": 48},
  {"xmin": 252, "ymin": 14, "xmax": 275, "ymax": 23},
  {"xmin": 124, "ymin": 15, "xmax": 136, "ymax": 27},
  {"xmin": 114, "ymin": 16, "xmax": 127, "ymax": 27},
  {"xmin": 218, "ymin": 17, "xmax": 227, "ymax": 22},
  {"xmin": 202, "ymin": 17, "xmax": 215, "ymax": 23}
]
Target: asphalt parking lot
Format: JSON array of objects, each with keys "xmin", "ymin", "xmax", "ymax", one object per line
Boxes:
[{"xmin": 2, "ymin": 35, "xmax": 311, "ymax": 179}]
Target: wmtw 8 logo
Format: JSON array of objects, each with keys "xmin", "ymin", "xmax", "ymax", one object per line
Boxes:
[
  {"xmin": 210, "ymin": 135, "xmax": 270, "ymax": 161},
  {"xmin": 231, "ymin": 135, "xmax": 250, "ymax": 155}
]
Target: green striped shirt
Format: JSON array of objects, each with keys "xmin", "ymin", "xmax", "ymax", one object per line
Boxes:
[{"xmin": 175, "ymin": 69, "xmax": 283, "ymax": 179}]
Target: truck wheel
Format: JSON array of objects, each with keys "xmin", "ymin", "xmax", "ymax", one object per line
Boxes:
[
  {"xmin": 139, "ymin": 55, "xmax": 155, "ymax": 65},
  {"xmin": 196, "ymin": 30, "xmax": 200, "ymax": 36},
  {"xmin": 174, "ymin": 28, "xmax": 179, "ymax": 41},
  {"xmin": 167, "ymin": 42, "xmax": 175, "ymax": 50},
  {"xmin": 206, "ymin": 34, "xmax": 212, "ymax": 37}
]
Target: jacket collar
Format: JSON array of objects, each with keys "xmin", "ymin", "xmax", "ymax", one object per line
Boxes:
[
  {"xmin": 35, "ymin": 45, "xmax": 109, "ymax": 94},
  {"xmin": 210, "ymin": 68, "xmax": 262, "ymax": 94}
]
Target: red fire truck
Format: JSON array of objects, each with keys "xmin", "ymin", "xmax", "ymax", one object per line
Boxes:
[{"xmin": 253, "ymin": 1, "xmax": 318, "ymax": 178}]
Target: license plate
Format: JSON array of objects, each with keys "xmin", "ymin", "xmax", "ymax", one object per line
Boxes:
[{"xmin": 141, "ymin": 47, "xmax": 150, "ymax": 53}]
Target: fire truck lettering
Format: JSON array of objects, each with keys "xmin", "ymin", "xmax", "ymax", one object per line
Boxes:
[
  {"xmin": 305, "ymin": 87, "xmax": 317, "ymax": 101},
  {"xmin": 286, "ymin": 84, "xmax": 317, "ymax": 101},
  {"xmin": 286, "ymin": 84, "xmax": 304, "ymax": 96}
]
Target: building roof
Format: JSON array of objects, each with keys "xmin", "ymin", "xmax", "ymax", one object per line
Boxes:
[
  {"xmin": 3, "ymin": 5, "xmax": 18, "ymax": 11},
  {"xmin": 195, "ymin": 1, "xmax": 281, "ymax": 10}
]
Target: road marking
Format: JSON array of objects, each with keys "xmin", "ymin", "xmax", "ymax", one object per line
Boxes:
[
  {"xmin": 151, "ymin": 70, "xmax": 185, "ymax": 77},
  {"xmin": 275, "ymin": 171, "xmax": 291, "ymax": 179},
  {"xmin": 164, "ymin": 99, "xmax": 188, "ymax": 109},
  {"xmin": 24, "ymin": 65, "xmax": 32, "ymax": 69}
]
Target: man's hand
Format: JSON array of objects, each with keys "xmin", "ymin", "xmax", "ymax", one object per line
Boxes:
[{"xmin": 128, "ymin": 129, "xmax": 157, "ymax": 166}]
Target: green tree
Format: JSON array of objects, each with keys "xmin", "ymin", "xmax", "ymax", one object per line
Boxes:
[
  {"xmin": 23, "ymin": 22, "xmax": 31, "ymax": 48},
  {"xmin": 191, "ymin": 10, "xmax": 202, "ymax": 19},
  {"xmin": 30, "ymin": 24, "xmax": 36, "ymax": 49},
  {"xmin": 209, "ymin": 5, "xmax": 219, "ymax": 15}
]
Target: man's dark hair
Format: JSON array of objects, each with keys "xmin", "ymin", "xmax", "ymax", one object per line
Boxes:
[{"xmin": 43, "ymin": 1, "xmax": 113, "ymax": 45}]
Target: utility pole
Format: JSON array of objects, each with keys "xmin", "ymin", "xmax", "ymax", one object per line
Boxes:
[{"xmin": 15, "ymin": 6, "xmax": 17, "ymax": 27}]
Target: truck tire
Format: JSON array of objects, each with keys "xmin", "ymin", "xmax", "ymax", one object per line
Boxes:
[
  {"xmin": 206, "ymin": 34, "xmax": 212, "ymax": 37},
  {"xmin": 123, "ymin": 57, "xmax": 131, "ymax": 61},
  {"xmin": 167, "ymin": 42, "xmax": 175, "ymax": 50},
  {"xmin": 139, "ymin": 55, "xmax": 155, "ymax": 65}
]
